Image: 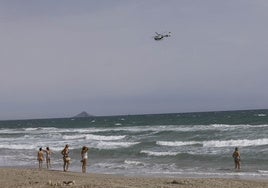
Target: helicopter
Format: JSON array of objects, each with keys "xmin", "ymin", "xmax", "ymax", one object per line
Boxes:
[{"xmin": 154, "ymin": 32, "xmax": 171, "ymax": 41}]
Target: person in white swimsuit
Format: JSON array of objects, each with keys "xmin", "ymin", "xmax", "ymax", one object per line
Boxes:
[
  {"xmin": 81, "ymin": 146, "xmax": 89, "ymax": 173},
  {"xmin": 44, "ymin": 147, "xmax": 52, "ymax": 169}
]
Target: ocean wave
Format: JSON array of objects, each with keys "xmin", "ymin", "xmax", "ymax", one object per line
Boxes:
[
  {"xmin": 157, "ymin": 138, "xmax": 268, "ymax": 148},
  {"xmin": 86, "ymin": 134, "xmax": 126, "ymax": 141},
  {"xmin": 203, "ymin": 138, "xmax": 268, "ymax": 147},
  {"xmin": 1, "ymin": 124, "xmax": 267, "ymax": 136},
  {"xmin": 255, "ymin": 114, "xmax": 267, "ymax": 117},
  {"xmin": 257, "ymin": 170, "xmax": 268, "ymax": 174},
  {"xmin": 140, "ymin": 150, "xmax": 179, "ymax": 156},
  {"xmin": 211, "ymin": 124, "xmax": 268, "ymax": 129},
  {"xmin": 250, "ymin": 124, "xmax": 268, "ymax": 128},
  {"xmin": 124, "ymin": 160, "xmax": 145, "ymax": 166},
  {"xmin": 23, "ymin": 127, "xmax": 59, "ymax": 132},
  {"xmin": 62, "ymin": 134, "xmax": 85, "ymax": 140},
  {"xmin": 148, "ymin": 170, "xmax": 268, "ymax": 178},
  {"xmin": 93, "ymin": 141, "xmax": 140, "ymax": 149},
  {"xmin": 23, "ymin": 128, "xmax": 40, "ymax": 131},
  {"xmin": 0, "ymin": 143, "xmax": 38, "ymax": 150},
  {"xmin": 63, "ymin": 134, "xmax": 125, "ymax": 141},
  {"xmin": 94, "ymin": 124, "xmax": 268, "ymax": 133},
  {"xmin": 0, "ymin": 127, "xmax": 61, "ymax": 134},
  {"xmin": 157, "ymin": 141, "xmax": 200, "ymax": 147}
]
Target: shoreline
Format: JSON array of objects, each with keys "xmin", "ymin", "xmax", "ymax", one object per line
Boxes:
[
  {"xmin": 0, "ymin": 167, "xmax": 268, "ymax": 188},
  {"xmin": 2, "ymin": 164, "xmax": 268, "ymax": 181}
]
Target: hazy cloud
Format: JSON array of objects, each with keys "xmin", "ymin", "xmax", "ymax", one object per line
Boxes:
[{"xmin": 1, "ymin": 0, "xmax": 268, "ymax": 119}]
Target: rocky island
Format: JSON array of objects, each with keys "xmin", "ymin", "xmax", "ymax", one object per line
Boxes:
[{"xmin": 73, "ymin": 111, "xmax": 93, "ymax": 118}]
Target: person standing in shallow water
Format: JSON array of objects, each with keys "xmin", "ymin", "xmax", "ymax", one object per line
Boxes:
[
  {"xmin": 44, "ymin": 147, "xmax": 52, "ymax": 169},
  {"xmin": 81, "ymin": 146, "xmax": 89, "ymax": 173},
  {"xmin": 232, "ymin": 147, "xmax": 241, "ymax": 170},
  {"xmin": 37, "ymin": 147, "xmax": 44, "ymax": 169},
  {"xmin": 61, "ymin": 144, "xmax": 70, "ymax": 172}
]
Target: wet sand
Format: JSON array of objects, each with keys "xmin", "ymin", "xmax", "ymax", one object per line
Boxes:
[{"xmin": 0, "ymin": 168, "xmax": 267, "ymax": 188}]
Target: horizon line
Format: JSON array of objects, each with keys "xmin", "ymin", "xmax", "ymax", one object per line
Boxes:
[{"xmin": 0, "ymin": 108, "xmax": 267, "ymax": 122}]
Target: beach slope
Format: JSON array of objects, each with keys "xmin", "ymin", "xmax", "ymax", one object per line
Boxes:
[{"xmin": 0, "ymin": 168, "xmax": 267, "ymax": 188}]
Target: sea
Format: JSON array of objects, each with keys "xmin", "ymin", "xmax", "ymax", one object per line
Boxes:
[{"xmin": 0, "ymin": 109, "xmax": 268, "ymax": 179}]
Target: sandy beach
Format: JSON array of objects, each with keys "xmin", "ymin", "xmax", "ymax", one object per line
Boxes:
[{"xmin": 0, "ymin": 168, "xmax": 267, "ymax": 188}]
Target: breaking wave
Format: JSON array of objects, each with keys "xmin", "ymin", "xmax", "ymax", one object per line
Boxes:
[
  {"xmin": 157, "ymin": 138, "xmax": 268, "ymax": 148},
  {"xmin": 140, "ymin": 150, "xmax": 179, "ymax": 156},
  {"xmin": 62, "ymin": 134, "xmax": 126, "ymax": 141}
]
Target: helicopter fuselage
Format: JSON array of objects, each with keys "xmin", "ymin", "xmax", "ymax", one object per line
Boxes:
[
  {"xmin": 154, "ymin": 32, "xmax": 171, "ymax": 41},
  {"xmin": 154, "ymin": 35, "xmax": 164, "ymax": 40}
]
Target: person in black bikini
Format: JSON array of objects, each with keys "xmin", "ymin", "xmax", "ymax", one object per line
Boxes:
[
  {"xmin": 232, "ymin": 147, "xmax": 241, "ymax": 170},
  {"xmin": 61, "ymin": 144, "xmax": 70, "ymax": 171}
]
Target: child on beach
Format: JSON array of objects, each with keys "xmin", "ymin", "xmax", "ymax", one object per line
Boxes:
[
  {"xmin": 44, "ymin": 147, "xmax": 52, "ymax": 169},
  {"xmin": 37, "ymin": 148, "xmax": 44, "ymax": 169},
  {"xmin": 232, "ymin": 147, "xmax": 241, "ymax": 170},
  {"xmin": 81, "ymin": 146, "xmax": 89, "ymax": 173},
  {"xmin": 61, "ymin": 144, "xmax": 70, "ymax": 172}
]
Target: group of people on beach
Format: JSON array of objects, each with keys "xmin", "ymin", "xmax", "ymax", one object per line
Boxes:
[
  {"xmin": 38, "ymin": 146, "xmax": 241, "ymax": 173},
  {"xmin": 37, "ymin": 144, "xmax": 89, "ymax": 173}
]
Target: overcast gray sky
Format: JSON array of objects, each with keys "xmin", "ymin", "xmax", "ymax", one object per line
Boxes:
[{"xmin": 1, "ymin": 0, "xmax": 268, "ymax": 120}]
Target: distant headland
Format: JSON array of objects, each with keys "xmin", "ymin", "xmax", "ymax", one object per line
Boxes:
[{"xmin": 73, "ymin": 111, "xmax": 94, "ymax": 118}]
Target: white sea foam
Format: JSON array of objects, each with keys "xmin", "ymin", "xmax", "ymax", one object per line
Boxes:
[
  {"xmin": 62, "ymin": 135, "xmax": 86, "ymax": 140},
  {"xmin": 86, "ymin": 134, "xmax": 125, "ymax": 140},
  {"xmin": 92, "ymin": 124, "xmax": 268, "ymax": 133},
  {"xmin": 2, "ymin": 124, "xmax": 266, "ymax": 136},
  {"xmin": 0, "ymin": 127, "xmax": 62, "ymax": 134},
  {"xmin": 256, "ymin": 114, "xmax": 267, "ymax": 117},
  {"xmin": 157, "ymin": 138, "xmax": 268, "ymax": 148},
  {"xmin": 0, "ymin": 143, "xmax": 38, "ymax": 150},
  {"xmin": 257, "ymin": 170, "xmax": 268, "ymax": 174},
  {"xmin": 124, "ymin": 160, "xmax": 145, "ymax": 166},
  {"xmin": 148, "ymin": 170, "xmax": 268, "ymax": 178},
  {"xmin": 57, "ymin": 124, "xmax": 265, "ymax": 135},
  {"xmin": 23, "ymin": 127, "xmax": 59, "ymax": 132},
  {"xmin": 140, "ymin": 150, "xmax": 179, "ymax": 156},
  {"xmin": 93, "ymin": 141, "xmax": 140, "ymax": 149},
  {"xmin": 63, "ymin": 134, "xmax": 125, "ymax": 141},
  {"xmin": 209, "ymin": 124, "xmax": 267, "ymax": 130},
  {"xmin": 203, "ymin": 138, "xmax": 268, "ymax": 147},
  {"xmin": 157, "ymin": 141, "xmax": 200, "ymax": 147},
  {"xmin": 251, "ymin": 124, "xmax": 268, "ymax": 128},
  {"xmin": 0, "ymin": 128, "xmax": 25, "ymax": 134},
  {"xmin": 24, "ymin": 128, "xmax": 39, "ymax": 131}
]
